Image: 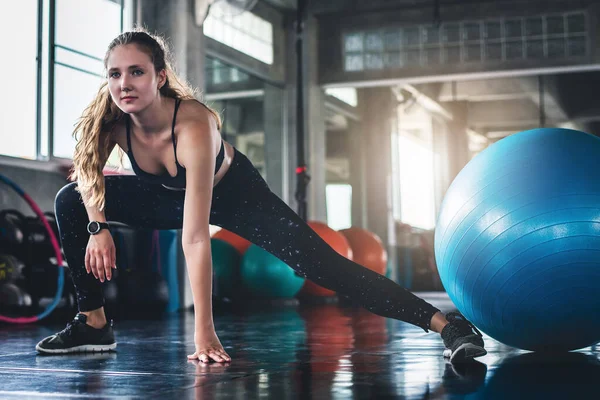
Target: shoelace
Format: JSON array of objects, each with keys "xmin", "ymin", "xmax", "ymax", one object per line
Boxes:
[
  {"xmin": 57, "ymin": 318, "xmax": 84, "ymax": 338},
  {"xmin": 446, "ymin": 312, "xmax": 483, "ymax": 337}
]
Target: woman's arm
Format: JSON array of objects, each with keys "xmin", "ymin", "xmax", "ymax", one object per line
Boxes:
[
  {"xmin": 178, "ymin": 115, "xmax": 218, "ymax": 327},
  {"xmin": 177, "ymin": 107, "xmax": 229, "ymax": 364}
]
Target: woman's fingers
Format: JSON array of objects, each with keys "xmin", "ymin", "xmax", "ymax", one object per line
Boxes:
[
  {"xmin": 89, "ymin": 253, "xmax": 98, "ymax": 279},
  {"xmin": 85, "ymin": 251, "xmax": 91, "ymax": 274},
  {"xmin": 112, "ymin": 246, "xmax": 117, "ymax": 269},
  {"xmin": 102, "ymin": 251, "xmax": 112, "ymax": 281},
  {"xmin": 218, "ymin": 349, "xmax": 231, "ymax": 362},
  {"xmin": 95, "ymin": 254, "xmax": 105, "ymax": 282},
  {"xmin": 187, "ymin": 349, "xmax": 231, "ymax": 363},
  {"xmin": 207, "ymin": 350, "xmax": 224, "ymax": 362}
]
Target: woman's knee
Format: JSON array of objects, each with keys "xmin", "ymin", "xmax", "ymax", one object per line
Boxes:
[{"xmin": 54, "ymin": 182, "xmax": 81, "ymax": 211}]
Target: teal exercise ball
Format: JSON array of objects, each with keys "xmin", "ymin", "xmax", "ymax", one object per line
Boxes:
[
  {"xmin": 435, "ymin": 128, "xmax": 600, "ymax": 351},
  {"xmin": 211, "ymin": 238, "xmax": 241, "ymax": 299},
  {"xmin": 240, "ymin": 245, "xmax": 305, "ymax": 298}
]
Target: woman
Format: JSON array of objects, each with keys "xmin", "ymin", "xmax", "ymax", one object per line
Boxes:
[{"xmin": 35, "ymin": 29, "xmax": 486, "ymax": 364}]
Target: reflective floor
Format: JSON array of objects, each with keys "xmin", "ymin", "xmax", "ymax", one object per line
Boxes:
[{"xmin": 1, "ymin": 292, "xmax": 599, "ymax": 399}]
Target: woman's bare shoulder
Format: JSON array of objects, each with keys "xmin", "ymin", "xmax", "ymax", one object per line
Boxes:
[{"xmin": 178, "ymin": 98, "xmax": 218, "ymax": 125}]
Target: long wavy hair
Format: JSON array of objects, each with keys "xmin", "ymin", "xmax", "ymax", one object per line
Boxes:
[{"xmin": 69, "ymin": 28, "xmax": 222, "ymax": 212}]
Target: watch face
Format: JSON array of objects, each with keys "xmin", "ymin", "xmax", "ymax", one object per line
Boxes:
[{"xmin": 88, "ymin": 221, "xmax": 100, "ymax": 233}]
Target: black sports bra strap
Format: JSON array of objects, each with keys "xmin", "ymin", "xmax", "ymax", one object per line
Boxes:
[
  {"xmin": 172, "ymin": 98, "xmax": 182, "ymax": 166},
  {"xmin": 125, "ymin": 115, "xmax": 132, "ymax": 151}
]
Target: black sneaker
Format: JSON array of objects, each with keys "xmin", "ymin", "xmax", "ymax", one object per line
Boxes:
[
  {"xmin": 36, "ymin": 313, "xmax": 117, "ymax": 354},
  {"xmin": 441, "ymin": 312, "xmax": 487, "ymax": 363}
]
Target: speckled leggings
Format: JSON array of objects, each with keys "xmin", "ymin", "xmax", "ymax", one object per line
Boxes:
[{"xmin": 55, "ymin": 149, "xmax": 440, "ymax": 331}]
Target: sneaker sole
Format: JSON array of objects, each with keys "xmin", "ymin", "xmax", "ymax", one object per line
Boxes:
[
  {"xmin": 36, "ymin": 343, "xmax": 117, "ymax": 354},
  {"xmin": 444, "ymin": 343, "xmax": 487, "ymax": 363}
]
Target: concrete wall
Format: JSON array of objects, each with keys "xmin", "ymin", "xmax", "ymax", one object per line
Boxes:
[{"xmin": 0, "ymin": 163, "xmax": 69, "ymax": 217}]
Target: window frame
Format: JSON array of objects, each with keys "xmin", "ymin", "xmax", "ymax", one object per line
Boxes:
[{"xmin": 0, "ymin": 0, "xmax": 130, "ymax": 173}]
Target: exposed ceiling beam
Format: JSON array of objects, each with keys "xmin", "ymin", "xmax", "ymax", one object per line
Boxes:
[{"xmin": 438, "ymin": 79, "xmax": 532, "ymax": 102}]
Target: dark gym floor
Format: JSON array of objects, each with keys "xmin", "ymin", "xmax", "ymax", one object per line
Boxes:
[{"xmin": 1, "ymin": 292, "xmax": 598, "ymax": 399}]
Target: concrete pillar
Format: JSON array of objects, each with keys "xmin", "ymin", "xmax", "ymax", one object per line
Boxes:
[
  {"xmin": 283, "ymin": 15, "xmax": 298, "ymax": 209},
  {"xmin": 305, "ymin": 15, "xmax": 327, "ymax": 222},
  {"xmin": 137, "ymin": 0, "xmax": 207, "ymax": 92},
  {"xmin": 432, "ymin": 116, "xmax": 451, "ymax": 217},
  {"xmin": 348, "ymin": 120, "xmax": 367, "ymax": 228},
  {"xmin": 445, "ymin": 101, "xmax": 470, "ymax": 185},
  {"xmin": 356, "ymin": 88, "xmax": 397, "ymax": 281},
  {"xmin": 263, "ymin": 84, "xmax": 285, "ymax": 198}
]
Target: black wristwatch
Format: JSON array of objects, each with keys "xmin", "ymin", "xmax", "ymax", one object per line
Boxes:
[{"xmin": 87, "ymin": 221, "xmax": 110, "ymax": 235}]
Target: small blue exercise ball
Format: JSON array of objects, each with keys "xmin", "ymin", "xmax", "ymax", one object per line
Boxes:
[{"xmin": 435, "ymin": 128, "xmax": 600, "ymax": 351}]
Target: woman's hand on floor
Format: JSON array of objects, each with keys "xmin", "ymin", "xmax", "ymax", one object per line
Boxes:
[{"xmin": 187, "ymin": 329, "xmax": 231, "ymax": 363}]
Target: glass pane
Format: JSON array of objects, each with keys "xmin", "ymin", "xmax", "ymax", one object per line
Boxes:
[
  {"xmin": 345, "ymin": 54, "xmax": 364, "ymax": 71},
  {"xmin": 53, "ymin": 65, "xmax": 105, "ymax": 159},
  {"xmin": 384, "ymin": 30, "xmax": 401, "ymax": 51},
  {"xmin": 56, "ymin": 0, "xmax": 122, "ymax": 59},
  {"xmin": 325, "ymin": 88, "xmax": 358, "ymax": 107},
  {"xmin": 203, "ymin": 3, "xmax": 273, "ymax": 65},
  {"xmin": 567, "ymin": 36, "xmax": 586, "ymax": 57},
  {"xmin": 546, "ymin": 15, "xmax": 565, "ymax": 35},
  {"xmin": 0, "ymin": 0, "xmax": 38, "ymax": 159},
  {"xmin": 504, "ymin": 19, "xmax": 523, "ymax": 38},
  {"xmin": 404, "ymin": 27, "xmax": 420, "ymax": 47},
  {"xmin": 464, "ymin": 44, "xmax": 482, "ymax": 62},
  {"xmin": 398, "ymin": 134, "xmax": 436, "ymax": 230},
  {"xmin": 55, "ymin": 47, "xmax": 104, "ymax": 75},
  {"xmin": 384, "ymin": 52, "xmax": 402, "ymax": 68},
  {"xmin": 0, "ymin": 0, "xmax": 37, "ymax": 159},
  {"xmin": 505, "ymin": 40, "xmax": 524, "ymax": 60},
  {"xmin": 485, "ymin": 43, "xmax": 503, "ymax": 60},
  {"xmin": 424, "ymin": 47, "xmax": 441, "ymax": 65},
  {"xmin": 365, "ymin": 32, "xmax": 384, "ymax": 51},
  {"xmin": 567, "ymin": 13, "xmax": 586, "ymax": 33},
  {"xmin": 423, "ymin": 26, "xmax": 440, "ymax": 45},
  {"xmin": 442, "ymin": 24, "xmax": 460, "ymax": 43},
  {"xmin": 326, "ymin": 184, "xmax": 352, "ymax": 230},
  {"xmin": 526, "ymin": 40, "xmax": 544, "ymax": 58},
  {"xmin": 485, "ymin": 21, "xmax": 502, "ymax": 40},
  {"xmin": 443, "ymin": 45, "xmax": 461, "ymax": 63},
  {"xmin": 547, "ymin": 38, "xmax": 565, "ymax": 58},
  {"xmin": 344, "ymin": 33, "xmax": 364, "ymax": 52},
  {"xmin": 404, "ymin": 49, "xmax": 421, "ymax": 66},
  {"xmin": 365, "ymin": 53, "xmax": 384, "ymax": 70},
  {"xmin": 525, "ymin": 17, "xmax": 543, "ymax": 36},
  {"xmin": 463, "ymin": 22, "xmax": 481, "ymax": 41}
]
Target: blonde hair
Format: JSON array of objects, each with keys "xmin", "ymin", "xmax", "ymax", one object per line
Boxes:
[{"xmin": 69, "ymin": 27, "xmax": 222, "ymax": 212}]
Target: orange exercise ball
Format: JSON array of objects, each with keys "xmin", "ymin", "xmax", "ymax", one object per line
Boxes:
[
  {"xmin": 339, "ymin": 227, "xmax": 387, "ymax": 275},
  {"xmin": 300, "ymin": 221, "xmax": 353, "ymax": 297},
  {"xmin": 211, "ymin": 228, "xmax": 252, "ymax": 255}
]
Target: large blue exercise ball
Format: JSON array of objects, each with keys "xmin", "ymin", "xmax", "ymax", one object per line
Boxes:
[{"xmin": 435, "ymin": 128, "xmax": 600, "ymax": 351}]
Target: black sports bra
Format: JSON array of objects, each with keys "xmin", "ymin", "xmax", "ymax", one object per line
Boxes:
[{"xmin": 125, "ymin": 98, "xmax": 225, "ymax": 190}]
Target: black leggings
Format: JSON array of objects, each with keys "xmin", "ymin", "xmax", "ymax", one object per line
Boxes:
[{"xmin": 55, "ymin": 148, "xmax": 440, "ymax": 331}]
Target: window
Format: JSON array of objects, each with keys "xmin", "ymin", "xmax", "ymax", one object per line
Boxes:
[
  {"xmin": 0, "ymin": 0, "xmax": 39, "ymax": 159},
  {"xmin": 392, "ymin": 106, "xmax": 437, "ymax": 230},
  {"xmin": 0, "ymin": 0, "xmax": 131, "ymax": 164},
  {"xmin": 53, "ymin": 0, "xmax": 128, "ymax": 159},
  {"xmin": 326, "ymin": 184, "xmax": 352, "ymax": 230},
  {"xmin": 396, "ymin": 133, "xmax": 436, "ymax": 230},
  {"xmin": 343, "ymin": 11, "xmax": 588, "ymax": 71},
  {"xmin": 203, "ymin": 3, "xmax": 274, "ymax": 64},
  {"xmin": 325, "ymin": 88, "xmax": 358, "ymax": 107}
]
